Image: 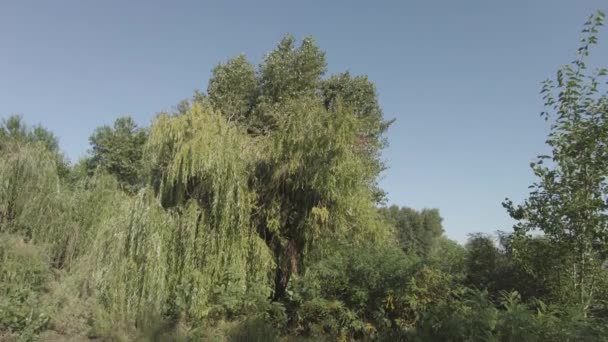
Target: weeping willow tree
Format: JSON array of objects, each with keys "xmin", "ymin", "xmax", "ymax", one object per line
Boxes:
[
  {"xmin": 137, "ymin": 101, "xmax": 274, "ymax": 320},
  {"xmin": 203, "ymin": 35, "xmax": 392, "ymax": 300},
  {"xmin": 0, "ymin": 117, "xmax": 62, "ymax": 235},
  {"xmin": 0, "ymin": 135, "xmax": 131, "ymax": 272},
  {"xmin": 253, "ymin": 97, "xmax": 388, "ymax": 299},
  {"xmin": 0, "ymin": 142, "xmax": 60, "ymax": 235},
  {"xmin": 39, "ymin": 102, "xmax": 274, "ymax": 333}
]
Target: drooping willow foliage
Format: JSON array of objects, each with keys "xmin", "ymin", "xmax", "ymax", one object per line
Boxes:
[
  {"xmin": 0, "ymin": 142, "xmax": 61, "ymax": 239},
  {"xmin": 0, "ymin": 140, "xmax": 273, "ymax": 331},
  {"xmin": 0, "ymin": 90, "xmax": 388, "ymax": 337},
  {"xmin": 0, "ymin": 140, "xmax": 117, "ymax": 270},
  {"xmin": 86, "ymin": 104, "xmax": 273, "ymax": 326},
  {"xmin": 89, "ymin": 191, "xmax": 273, "ymax": 327},
  {"xmin": 142, "ymin": 96, "xmax": 389, "ymax": 302}
]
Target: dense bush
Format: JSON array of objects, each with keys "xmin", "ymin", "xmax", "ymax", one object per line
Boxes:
[
  {"xmin": 289, "ymin": 242, "xmax": 417, "ymax": 339},
  {"xmin": 0, "ymin": 235, "xmax": 51, "ymax": 341}
]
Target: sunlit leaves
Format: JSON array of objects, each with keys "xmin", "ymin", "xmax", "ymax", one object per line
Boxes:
[{"xmin": 504, "ymin": 10, "xmax": 608, "ymax": 307}]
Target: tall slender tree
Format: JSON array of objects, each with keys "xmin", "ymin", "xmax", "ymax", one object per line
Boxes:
[{"xmin": 504, "ymin": 10, "xmax": 608, "ymax": 308}]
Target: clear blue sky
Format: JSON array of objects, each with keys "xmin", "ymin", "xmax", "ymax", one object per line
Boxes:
[{"xmin": 1, "ymin": 1, "xmax": 607, "ymax": 243}]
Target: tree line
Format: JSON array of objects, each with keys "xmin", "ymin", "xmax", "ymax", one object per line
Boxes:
[{"xmin": 0, "ymin": 10, "xmax": 607, "ymax": 342}]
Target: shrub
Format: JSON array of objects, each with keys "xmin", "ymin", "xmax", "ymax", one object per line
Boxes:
[{"xmin": 0, "ymin": 234, "xmax": 52, "ymax": 340}]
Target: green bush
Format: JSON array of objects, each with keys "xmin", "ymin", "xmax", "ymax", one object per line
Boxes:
[
  {"xmin": 228, "ymin": 318, "xmax": 279, "ymax": 342},
  {"xmin": 290, "ymin": 241, "xmax": 419, "ymax": 340},
  {"xmin": 0, "ymin": 235, "xmax": 52, "ymax": 341}
]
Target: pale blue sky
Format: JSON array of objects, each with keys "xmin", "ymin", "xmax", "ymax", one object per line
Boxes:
[{"xmin": 1, "ymin": 1, "xmax": 606, "ymax": 242}]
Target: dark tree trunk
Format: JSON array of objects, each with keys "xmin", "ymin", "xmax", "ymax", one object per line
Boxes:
[
  {"xmin": 272, "ymin": 239, "xmax": 302, "ymax": 301},
  {"xmin": 273, "ymin": 264, "xmax": 290, "ymax": 301}
]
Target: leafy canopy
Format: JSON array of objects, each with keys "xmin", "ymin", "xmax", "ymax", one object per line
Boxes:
[{"xmin": 87, "ymin": 116, "xmax": 148, "ymax": 191}]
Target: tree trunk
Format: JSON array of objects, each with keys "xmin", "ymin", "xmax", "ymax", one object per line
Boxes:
[{"xmin": 272, "ymin": 240, "xmax": 302, "ymax": 301}]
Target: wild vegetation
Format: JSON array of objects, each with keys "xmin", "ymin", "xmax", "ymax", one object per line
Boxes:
[{"xmin": 1, "ymin": 11, "xmax": 608, "ymax": 342}]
